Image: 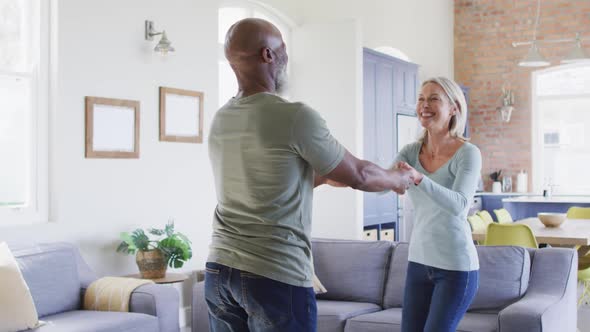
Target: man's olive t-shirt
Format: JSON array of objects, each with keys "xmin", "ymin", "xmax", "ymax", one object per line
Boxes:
[{"xmin": 207, "ymin": 92, "xmax": 345, "ymax": 287}]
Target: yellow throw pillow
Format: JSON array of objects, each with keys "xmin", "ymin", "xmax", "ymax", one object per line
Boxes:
[
  {"xmin": 313, "ymin": 274, "xmax": 327, "ymax": 294},
  {"xmin": 0, "ymin": 242, "xmax": 40, "ymax": 332}
]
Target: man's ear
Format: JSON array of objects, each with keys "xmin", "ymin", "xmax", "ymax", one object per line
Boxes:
[{"xmin": 261, "ymin": 47, "xmax": 274, "ymax": 63}]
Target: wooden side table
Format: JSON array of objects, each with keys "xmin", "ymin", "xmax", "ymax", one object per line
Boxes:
[{"xmin": 125, "ymin": 272, "xmax": 189, "ymax": 284}]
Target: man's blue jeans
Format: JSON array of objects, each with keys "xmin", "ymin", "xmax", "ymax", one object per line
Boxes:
[
  {"xmin": 204, "ymin": 262, "xmax": 317, "ymax": 332},
  {"xmin": 401, "ymin": 261, "xmax": 479, "ymax": 332}
]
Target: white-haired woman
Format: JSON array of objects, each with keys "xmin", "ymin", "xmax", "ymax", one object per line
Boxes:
[{"xmin": 396, "ymin": 77, "xmax": 481, "ymax": 332}]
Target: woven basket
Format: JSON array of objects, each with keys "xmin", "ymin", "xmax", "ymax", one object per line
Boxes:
[{"xmin": 136, "ymin": 249, "xmax": 167, "ymax": 279}]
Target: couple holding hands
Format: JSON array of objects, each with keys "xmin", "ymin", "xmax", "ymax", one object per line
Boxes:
[{"xmin": 206, "ymin": 18, "xmax": 481, "ymax": 332}]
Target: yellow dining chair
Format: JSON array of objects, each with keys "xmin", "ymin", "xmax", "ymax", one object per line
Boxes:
[
  {"xmin": 567, "ymin": 207, "xmax": 590, "ymax": 219},
  {"xmin": 468, "ymin": 215, "xmax": 487, "ymax": 234},
  {"xmin": 476, "ymin": 210, "xmax": 495, "ymax": 226},
  {"xmin": 566, "ymin": 207, "xmax": 590, "ymax": 306},
  {"xmin": 493, "ymin": 208, "xmax": 513, "ymax": 223},
  {"xmin": 484, "ymin": 223, "xmax": 538, "ymax": 249}
]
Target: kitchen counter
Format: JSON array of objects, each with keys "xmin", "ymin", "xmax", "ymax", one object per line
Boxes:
[
  {"xmin": 502, "ymin": 195, "xmax": 590, "ymax": 219},
  {"xmin": 503, "ymin": 196, "xmax": 590, "ymax": 204},
  {"xmin": 475, "ymin": 192, "xmax": 536, "ymax": 196}
]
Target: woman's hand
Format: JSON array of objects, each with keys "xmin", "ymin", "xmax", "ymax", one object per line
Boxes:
[{"xmin": 395, "ymin": 162, "xmax": 424, "ymax": 185}]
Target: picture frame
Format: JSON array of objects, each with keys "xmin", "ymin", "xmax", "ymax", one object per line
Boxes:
[
  {"xmin": 85, "ymin": 96, "xmax": 140, "ymax": 158},
  {"xmin": 159, "ymin": 87, "xmax": 204, "ymax": 143}
]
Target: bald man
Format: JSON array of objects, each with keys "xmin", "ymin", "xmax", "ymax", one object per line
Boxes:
[{"xmin": 206, "ymin": 18, "xmax": 414, "ymax": 332}]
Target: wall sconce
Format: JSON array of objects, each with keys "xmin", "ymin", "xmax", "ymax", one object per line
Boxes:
[
  {"xmin": 498, "ymin": 87, "xmax": 515, "ymax": 122},
  {"xmin": 145, "ymin": 20, "xmax": 175, "ymax": 55}
]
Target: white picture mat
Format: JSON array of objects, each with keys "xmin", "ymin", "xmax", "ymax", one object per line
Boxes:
[
  {"xmin": 93, "ymin": 104, "xmax": 135, "ymax": 152},
  {"xmin": 164, "ymin": 93, "xmax": 200, "ymax": 136}
]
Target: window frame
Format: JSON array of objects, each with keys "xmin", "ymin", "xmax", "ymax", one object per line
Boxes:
[
  {"xmin": 531, "ymin": 62, "xmax": 590, "ymax": 194},
  {"xmin": 0, "ymin": 0, "xmax": 51, "ymax": 225}
]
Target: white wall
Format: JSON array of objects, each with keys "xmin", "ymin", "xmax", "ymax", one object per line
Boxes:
[
  {"xmin": 290, "ymin": 19, "xmax": 364, "ymax": 239},
  {"xmin": 1, "ymin": 0, "xmax": 454, "ymax": 282},
  {"xmin": 299, "ymin": 0, "xmax": 454, "ymax": 81},
  {"xmin": 3, "ymin": 0, "xmax": 219, "ymax": 280}
]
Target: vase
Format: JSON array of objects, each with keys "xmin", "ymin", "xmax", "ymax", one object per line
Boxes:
[
  {"xmin": 492, "ymin": 181, "xmax": 502, "ymax": 193},
  {"xmin": 136, "ymin": 249, "xmax": 167, "ymax": 279}
]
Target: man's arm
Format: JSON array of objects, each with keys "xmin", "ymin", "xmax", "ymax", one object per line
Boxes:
[
  {"xmin": 314, "ymin": 174, "xmax": 347, "ymax": 188},
  {"xmin": 321, "ymin": 150, "xmax": 413, "ymax": 194},
  {"xmin": 314, "ymin": 174, "xmax": 327, "ymax": 188}
]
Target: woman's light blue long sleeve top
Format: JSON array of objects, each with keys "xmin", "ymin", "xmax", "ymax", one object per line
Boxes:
[{"xmin": 395, "ymin": 141, "xmax": 482, "ymax": 271}]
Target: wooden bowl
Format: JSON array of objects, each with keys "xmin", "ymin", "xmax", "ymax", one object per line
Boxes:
[{"xmin": 538, "ymin": 212, "xmax": 567, "ymax": 228}]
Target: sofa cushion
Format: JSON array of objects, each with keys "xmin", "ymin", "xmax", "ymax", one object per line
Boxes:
[
  {"xmin": 382, "ymin": 243, "xmax": 409, "ymax": 308},
  {"xmin": 11, "ymin": 243, "xmax": 82, "ymax": 317},
  {"xmin": 312, "ymin": 239, "xmax": 393, "ymax": 304},
  {"xmin": 317, "ymin": 300, "xmax": 381, "ymax": 332},
  {"xmin": 382, "ymin": 244, "xmax": 530, "ymax": 311},
  {"xmin": 469, "ymin": 246, "xmax": 530, "ymax": 310},
  {"xmin": 344, "ymin": 307, "xmax": 403, "ymax": 332},
  {"xmin": 27, "ymin": 310, "xmax": 158, "ymax": 332},
  {"xmin": 456, "ymin": 312, "xmax": 498, "ymax": 332},
  {"xmin": 344, "ymin": 308, "xmax": 498, "ymax": 332}
]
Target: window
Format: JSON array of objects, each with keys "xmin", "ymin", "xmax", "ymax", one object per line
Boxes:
[
  {"xmin": 0, "ymin": 0, "xmax": 49, "ymax": 224},
  {"xmin": 218, "ymin": 2, "xmax": 292, "ymax": 107},
  {"xmin": 532, "ymin": 64, "xmax": 590, "ymax": 195}
]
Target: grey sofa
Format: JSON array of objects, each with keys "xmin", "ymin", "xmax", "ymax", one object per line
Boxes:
[
  {"xmin": 9, "ymin": 242, "xmax": 180, "ymax": 332},
  {"xmin": 192, "ymin": 239, "xmax": 577, "ymax": 332}
]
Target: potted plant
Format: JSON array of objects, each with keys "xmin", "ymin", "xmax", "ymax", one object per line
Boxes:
[
  {"xmin": 116, "ymin": 221, "xmax": 192, "ymax": 279},
  {"xmin": 490, "ymin": 170, "xmax": 502, "ymax": 193}
]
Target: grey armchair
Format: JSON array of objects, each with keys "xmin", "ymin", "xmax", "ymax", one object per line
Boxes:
[{"xmin": 10, "ymin": 242, "xmax": 181, "ymax": 332}]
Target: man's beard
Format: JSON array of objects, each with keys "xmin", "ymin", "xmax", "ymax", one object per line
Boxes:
[{"xmin": 275, "ymin": 64, "xmax": 288, "ymax": 95}]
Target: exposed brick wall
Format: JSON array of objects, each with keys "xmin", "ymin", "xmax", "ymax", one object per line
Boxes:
[{"xmin": 454, "ymin": 0, "xmax": 590, "ymax": 191}]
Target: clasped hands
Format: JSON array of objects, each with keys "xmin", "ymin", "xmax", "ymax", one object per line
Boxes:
[
  {"xmin": 391, "ymin": 161, "xmax": 424, "ymax": 194},
  {"xmin": 322, "ymin": 162, "xmax": 424, "ymax": 195}
]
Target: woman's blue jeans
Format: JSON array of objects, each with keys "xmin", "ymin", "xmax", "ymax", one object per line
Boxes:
[
  {"xmin": 205, "ymin": 262, "xmax": 317, "ymax": 332},
  {"xmin": 401, "ymin": 261, "xmax": 479, "ymax": 332}
]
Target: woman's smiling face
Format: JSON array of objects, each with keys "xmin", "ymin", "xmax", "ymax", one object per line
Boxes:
[{"xmin": 417, "ymin": 82, "xmax": 457, "ymax": 132}]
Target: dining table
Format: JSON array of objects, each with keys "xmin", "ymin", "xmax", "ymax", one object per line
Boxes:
[{"xmin": 472, "ymin": 217, "xmax": 590, "ymax": 269}]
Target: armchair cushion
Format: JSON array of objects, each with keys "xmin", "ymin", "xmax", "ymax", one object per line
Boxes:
[
  {"xmin": 28, "ymin": 310, "xmax": 158, "ymax": 332},
  {"xmin": 11, "ymin": 243, "xmax": 81, "ymax": 318}
]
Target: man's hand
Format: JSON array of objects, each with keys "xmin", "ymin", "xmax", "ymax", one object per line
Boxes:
[
  {"xmin": 389, "ymin": 168, "xmax": 415, "ymax": 194},
  {"xmin": 396, "ymin": 161, "xmax": 424, "ymax": 185}
]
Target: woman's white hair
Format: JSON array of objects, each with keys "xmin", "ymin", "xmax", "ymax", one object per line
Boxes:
[{"xmin": 418, "ymin": 77, "xmax": 468, "ymax": 143}]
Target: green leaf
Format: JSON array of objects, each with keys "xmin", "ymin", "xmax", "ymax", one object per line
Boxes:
[
  {"xmin": 116, "ymin": 241, "xmax": 130, "ymax": 253},
  {"xmin": 159, "ymin": 236, "xmax": 191, "ymax": 269},
  {"xmin": 148, "ymin": 228, "xmax": 165, "ymax": 236},
  {"xmin": 177, "ymin": 232, "xmax": 192, "ymax": 245},
  {"xmin": 117, "ymin": 232, "xmax": 137, "ymax": 254},
  {"xmin": 164, "ymin": 222, "xmax": 175, "ymax": 237},
  {"xmin": 131, "ymin": 229, "xmax": 150, "ymax": 251}
]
